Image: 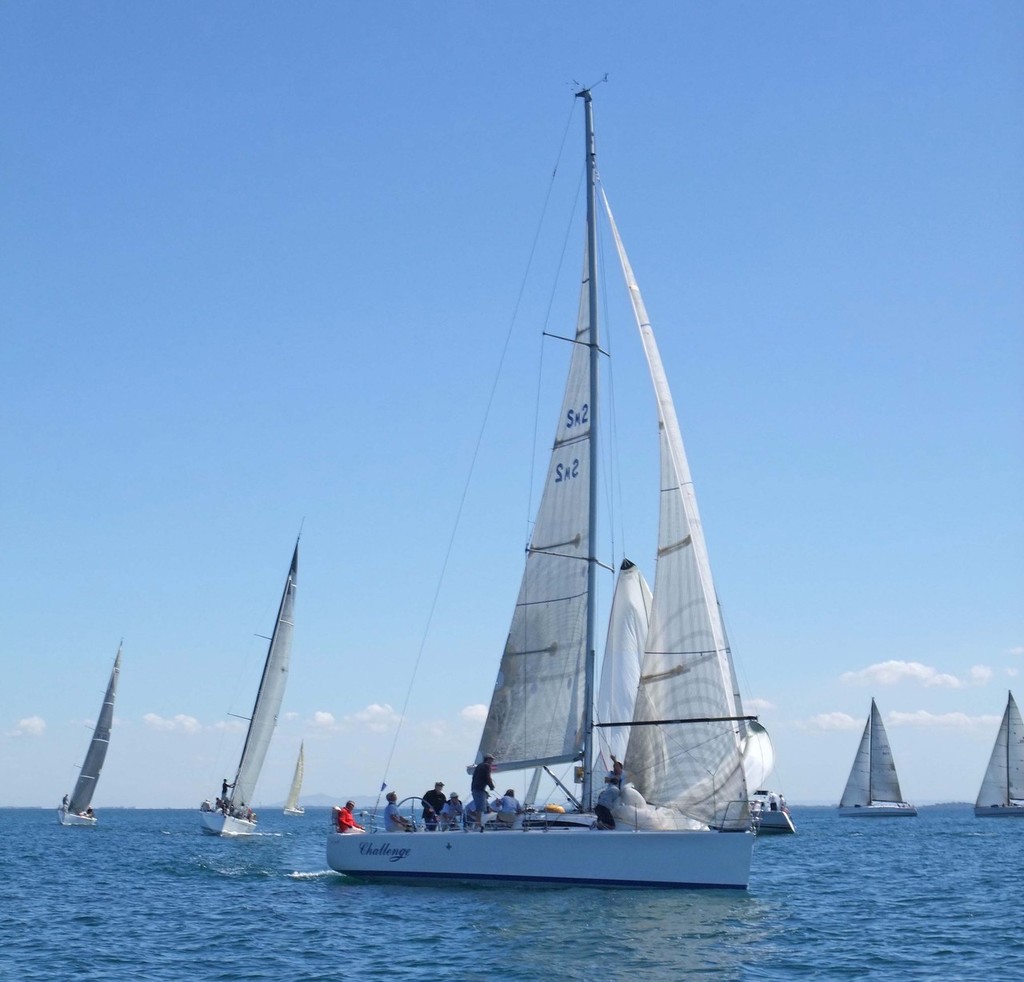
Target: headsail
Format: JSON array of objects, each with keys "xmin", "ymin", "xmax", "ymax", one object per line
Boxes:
[
  {"xmin": 604, "ymin": 194, "xmax": 749, "ymax": 827},
  {"xmin": 596, "ymin": 559, "xmax": 651, "ymax": 770},
  {"xmin": 231, "ymin": 542, "xmax": 298, "ymax": 809},
  {"xmin": 68, "ymin": 644, "xmax": 122, "ymax": 815},
  {"xmin": 475, "ymin": 257, "xmax": 595, "ymax": 772}
]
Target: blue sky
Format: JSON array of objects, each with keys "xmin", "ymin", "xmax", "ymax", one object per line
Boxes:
[{"xmin": 3, "ymin": 2, "xmax": 1021, "ymax": 809}]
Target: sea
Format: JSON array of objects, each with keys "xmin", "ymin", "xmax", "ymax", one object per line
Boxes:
[{"xmin": 1, "ymin": 804, "xmax": 1020, "ymax": 980}]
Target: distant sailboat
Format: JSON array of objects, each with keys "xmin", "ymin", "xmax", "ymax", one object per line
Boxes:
[
  {"xmin": 200, "ymin": 541, "xmax": 298, "ymax": 835},
  {"xmin": 283, "ymin": 741, "xmax": 305, "ymax": 816},
  {"xmin": 58, "ymin": 644, "xmax": 122, "ymax": 827},
  {"xmin": 974, "ymin": 691, "xmax": 1023, "ymax": 818},
  {"xmin": 838, "ymin": 698, "xmax": 917, "ymax": 817}
]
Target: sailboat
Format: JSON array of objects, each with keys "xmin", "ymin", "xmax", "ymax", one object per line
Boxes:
[
  {"xmin": 838, "ymin": 698, "xmax": 917, "ymax": 817},
  {"xmin": 327, "ymin": 89, "xmax": 755, "ymax": 889},
  {"xmin": 974, "ymin": 690, "xmax": 1024, "ymax": 818},
  {"xmin": 58, "ymin": 644, "xmax": 122, "ymax": 827},
  {"xmin": 283, "ymin": 741, "xmax": 305, "ymax": 816},
  {"xmin": 200, "ymin": 541, "xmax": 298, "ymax": 835}
]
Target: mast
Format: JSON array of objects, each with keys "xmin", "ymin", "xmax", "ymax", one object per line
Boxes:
[{"xmin": 577, "ymin": 86, "xmax": 600, "ymax": 811}]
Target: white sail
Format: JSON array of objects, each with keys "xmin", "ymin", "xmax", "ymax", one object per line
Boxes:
[
  {"xmin": 975, "ymin": 691, "xmax": 1024, "ymax": 813},
  {"xmin": 596, "ymin": 559, "xmax": 652, "ymax": 769},
  {"xmin": 475, "ymin": 260, "xmax": 594, "ymax": 772},
  {"xmin": 839, "ymin": 699, "xmax": 915, "ymax": 815},
  {"xmin": 230, "ymin": 542, "xmax": 298, "ymax": 811},
  {"xmin": 283, "ymin": 741, "xmax": 305, "ymax": 814},
  {"xmin": 605, "ymin": 198, "xmax": 749, "ymax": 830},
  {"xmin": 65, "ymin": 644, "xmax": 121, "ymax": 817}
]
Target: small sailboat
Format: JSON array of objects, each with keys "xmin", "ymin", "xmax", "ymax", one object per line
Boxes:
[
  {"xmin": 974, "ymin": 690, "xmax": 1024, "ymax": 818},
  {"xmin": 328, "ymin": 89, "xmax": 756, "ymax": 889},
  {"xmin": 58, "ymin": 644, "xmax": 122, "ymax": 827},
  {"xmin": 838, "ymin": 698, "xmax": 917, "ymax": 817},
  {"xmin": 200, "ymin": 541, "xmax": 298, "ymax": 835},
  {"xmin": 283, "ymin": 741, "xmax": 305, "ymax": 816}
]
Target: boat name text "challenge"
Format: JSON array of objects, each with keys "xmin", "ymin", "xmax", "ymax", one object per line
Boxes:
[{"xmin": 358, "ymin": 841, "xmax": 410, "ymax": 862}]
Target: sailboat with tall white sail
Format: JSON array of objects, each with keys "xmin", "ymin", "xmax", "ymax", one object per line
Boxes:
[
  {"xmin": 327, "ymin": 90, "xmax": 755, "ymax": 888},
  {"xmin": 200, "ymin": 541, "xmax": 298, "ymax": 835},
  {"xmin": 58, "ymin": 644, "xmax": 122, "ymax": 827},
  {"xmin": 838, "ymin": 698, "xmax": 916, "ymax": 817},
  {"xmin": 283, "ymin": 741, "xmax": 305, "ymax": 816},
  {"xmin": 974, "ymin": 691, "xmax": 1023, "ymax": 818}
]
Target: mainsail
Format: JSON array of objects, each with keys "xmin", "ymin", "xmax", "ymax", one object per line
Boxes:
[
  {"xmin": 230, "ymin": 542, "xmax": 298, "ymax": 810},
  {"xmin": 976, "ymin": 691, "xmax": 1024, "ymax": 809},
  {"xmin": 605, "ymin": 196, "xmax": 749, "ymax": 828},
  {"xmin": 475, "ymin": 258, "xmax": 594, "ymax": 772},
  {"xmin": 284, "ymin": 741, "xmax": 305, "ymax": 813},
  {"xmin": 841, "ymin": 698, "xmax": 904, "ymax": 806},
  {"xmin": 68, "ymin": 644, "xmax": 122, "ymax": 815}
]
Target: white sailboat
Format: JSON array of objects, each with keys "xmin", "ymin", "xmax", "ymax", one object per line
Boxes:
[
  {"xmin": 283, "ymin": 741, "xmax": 305, "ymax": 816},
  {"xmin": 200, "ymin": 541, "xmax": 298, "ymax": 835},
  {"xmin": 838, "ymin": 698, "xmax": 917, "ymax": 817},
  {"xmin": 58, "ymin": 644, "xmax": 122, "ymax": 827},
  {"xmin": 974, "ymin": 690, "xmax": 1024, "ymax": 818},
  {"xmin": 327, "ymin": 90, "xmax": 755, "ymax": 888}
]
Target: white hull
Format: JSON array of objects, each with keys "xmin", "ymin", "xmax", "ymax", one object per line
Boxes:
[
  {"xmin": 327, "ymin": 827, "xmax": 753, "ymax": 889},
  {"xmin": 199, "ymin": 809, "xmax": 258, "ymax": 836},
  {"xmin": 753, "ymin": 811, "xmax": 796, "ymax": 834},
  {"xmin": 57, "ymin": 808, "xmax": 96, "ymax": 827},
  {"xmin": 838, "ymin": 803, "xmax": 917, "ymax": 817},
  {"xmin": 283, "ymin": 806, "xmax": 305, "ymax": 816},
  {"xmin": 974, "ymin": 803, "xmax": 1024, "ymax": 818}
]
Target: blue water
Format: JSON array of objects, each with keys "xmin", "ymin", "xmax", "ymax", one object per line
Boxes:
[{"xmin": 1, "ymin": 805, "xmax": 1020, "ymax": 979}]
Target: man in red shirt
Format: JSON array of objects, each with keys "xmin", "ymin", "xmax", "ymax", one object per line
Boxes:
[{"xmin": 336, "ymin": 800, "xmax": 365, "ymax": 833}]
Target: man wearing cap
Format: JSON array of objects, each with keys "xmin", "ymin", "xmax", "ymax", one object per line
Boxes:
[
  {"xmin": 440, "ymin": 792, "xmax": 464, "ymax": 830},
  {"xmin": 470, "ymin": 754, "xmax": 496, "ymax": 830},
  {"xmin": 421, "ymin": 780, "xmax": 447, "ymax": 830},
  {"xmin": 384, "ymin": 791, "xmax": 412, "ymax": 832}
]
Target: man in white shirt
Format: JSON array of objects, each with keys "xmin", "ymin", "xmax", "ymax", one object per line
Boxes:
[{"xmin": 384, "ymin": 791, "xmax": 412, "ymax": 832}]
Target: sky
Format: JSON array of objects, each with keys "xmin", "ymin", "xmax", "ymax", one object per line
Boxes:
[{"xmin": 2, "ymin": 2, "xmax": 1021, "ymax": 810}]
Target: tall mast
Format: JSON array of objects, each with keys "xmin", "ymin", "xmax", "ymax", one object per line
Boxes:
[{"xmin": 577, "ymin": 87, "xmax": 600, "ymax": 811}]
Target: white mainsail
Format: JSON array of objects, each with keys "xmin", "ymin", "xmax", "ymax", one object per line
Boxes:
[
  {"xmin": 975, "ymin": 691, "xmax": 1024, "ymax": 815},
  {"xmin": 230, "ymin": 541, "xmax": 298, "ymax": 811},
  {"xmin": 605, "ymin": 197, "xmax": 749, "ymax": 829},
  {"xmin": 475, "ymin": 263, "xmax": 594, "ymax": 772},
  {"xmin": 283, "ymin": 741, "xmax": 305, "ymax": 814},
  {"xmin": 595, "ymin": 559, "xmax": 652, "ymax": 769},
  {"xmin": 64, "ymin": 644, "xmax": 121, "ymax": 818}
]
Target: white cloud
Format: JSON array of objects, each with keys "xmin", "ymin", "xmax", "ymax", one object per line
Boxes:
[
  {"xmin": 803, "ymin": 712, "xmax": 862, "ymax": 731},
  {"xmin": 967, "ymin": 665, "xmax": 992, "ymax": 685},
  {"xmin": 745, "ymin": 698, "xmax": 776, "ymax": 714},
  {"xmin": 1008, "ymin": 646, "xmax": 1024, "ymax": 657},
  {"xmin": 460, "ymin": 704, "xmax": 488, "ymax": 723},
  {"xmin": 840, "ymin": 660, "xmax": 973, "ymax": 689},
  {"xmin": 142, "ymin": 713, "xmax": 201, "ymax": 733},
  {"xmin": 348, "ymin": 703, "xmax": 400, "ymax": 732},
  {"xmin": 311, "ymin": 711, "xmax": 337, "ymax": 730},
  {"xmin": 212, "ymin": 719, "xmax": 245, "ymax": 733},
  {"xmin": 888, "ymin": 710, "xmax": 1001, "ymax": 730},
  {"xmin": 10, "ymin": 715, "xmax": 46, "ymax": 737}
]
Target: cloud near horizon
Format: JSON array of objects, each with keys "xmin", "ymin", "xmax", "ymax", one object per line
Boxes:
[
  {"xmin": 460, "ymin": 704, "xmax": 488, "ymax": 723},
  {"xmin": 840, "ymin": 660, "xmax": 990, "ymax": 689},
  {"xmin": 9, "ymin": 715, "xmax": 46, "ymax": 737},
  {"xmin": 142, "ymin": 712, "xmax": 201, "ymax": 733},
  {"xmin": 803, "ymin": 712, "xmax": 862, "ymax": 731}
]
